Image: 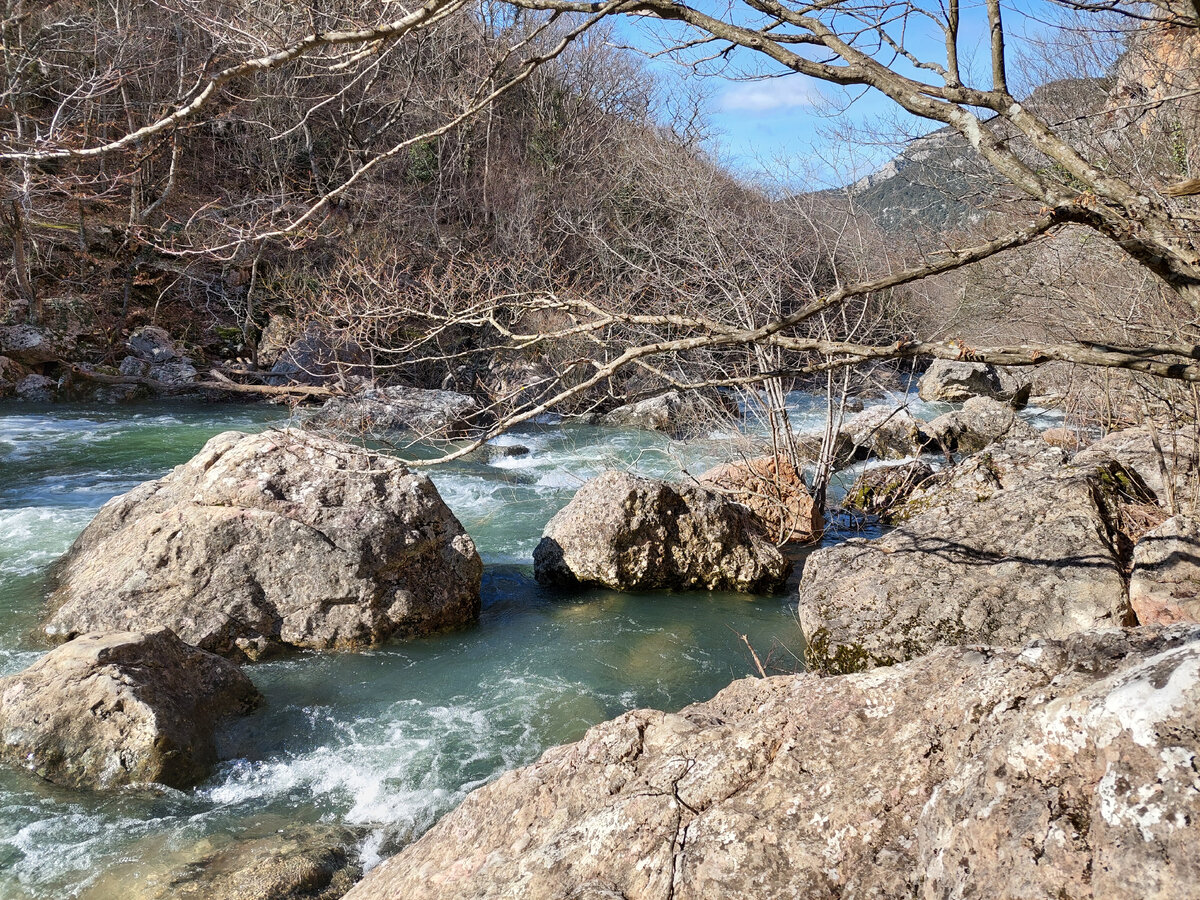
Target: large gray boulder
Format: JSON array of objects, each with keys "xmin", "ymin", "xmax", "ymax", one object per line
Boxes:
[
  {"xmin": 533, "ymin": 471, "xmax": 789, "ymax": 594},
  {"xmin": 344, "ymin": 626, "xmax": 1200, "ymax": 900},
  {"xmin": 0, "ymin": 629, "xmax": 260, "ymax": 790},
  {"xmin": 43, "ymin": 430, "xmax": 483, "ymax": 660},
  {"xmin": 1130, "ymin": 516, "xmax": 1200, "ymax": 626},
  {"xmin": 843, "ymin": 404, "xmax": 925, "ymax": 460},
  {"xmin": 0, "ymin": 324, "xmax": 60, "ymax": 365},
  {"xmin": 598, "ymin": 390, "xmax": 731, "ymax": 438},
  {"xmin": 118, "ymin": 325, "xmax": 199, "ymax": 387},
  {"xmin": 799, "ymin": 440, "xmax": 1144, "ymax": 672},
  {"xmin": 920, "ymin": 395, "xmax": 1039, "ymax": 454},
  {"xmin": 316, "ymin": 386, "xmax": 489, "ymax": 439},
  {"xmin": 917, "ymin": 359, "xmax": 1003, "ymax": 402},
  {"xmin": 266, "ymin": 325, "xmax": 369, "ymax": 386}
]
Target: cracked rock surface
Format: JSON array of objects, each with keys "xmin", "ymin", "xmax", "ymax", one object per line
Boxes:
[
  {"xmin": 0, "ymin": 629, "xmax": 260, "ymax": 789},
  {"xmin": 43, "ymin": 430, "xmax": 482, "ymax": 660},
  {"xmin": 533, "ymin": 471, "xmax": 789, "ymax": 594},
  {"xmin": 344, "ymin": 626, "xmax": 1200, "ymax": 900}
]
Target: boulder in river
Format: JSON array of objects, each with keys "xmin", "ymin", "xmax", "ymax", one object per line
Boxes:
[
  {"xmin": 43, "ymin": 429, "xmax": 483, "ymax": 660},
  {"xmin": 843, "ymin": 404, "xmax": 925, "ymax": 460},
  {"xmin": 0, "ymin": 629, "xmax": 260, "ymax": 790},
  {"xmin": 598, "ymin": 390, "xmax": 731, "ymax": 438},
  {"xmin": 1130, "ymin": 516, "xmax": 1200, "ymax": 625},
  {"xmin": 920, "ymin": 395, "xmax": 1038, "ymax": 454},
  {"xmin": 533, "ymin": 471, "xmax": 789, "ymax": 594},
  {"xmin": 917, "ymin": 359, "xmax": 1003, "ymax": 402},
  {"xmin": 699, "ymin": 455, "xmax": 822, "ymax": 543},
  {"xmin": 316, "ymin": 385, "xmax": 489, "ymax": 439},
  {"xmin": 798, "ymin": 439, "xmax": 1147, "ymax": 672},
  {"xmin": 343, "ymin": 625, "xmax": 1200, "ymax": 900}
]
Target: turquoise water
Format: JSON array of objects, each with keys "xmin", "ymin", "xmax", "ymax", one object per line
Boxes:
[{"xmin": 0, "ymin": 399, "xmax": 859, "ymax": 899}]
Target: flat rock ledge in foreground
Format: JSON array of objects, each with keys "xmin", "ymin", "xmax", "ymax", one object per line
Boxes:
[
  {"xmin": 345, "ymin": 626, "xmax": 1200, "ymax": 900},
  {"xmin": 43, "ymin": 429, "xmax": 483, "ymax": 660},
  {"xmin": 533, "ymin": 470, "xmax": 789, "ymax": 594},
  {"xmin": 0, "ymin": 629, "xmax": 260, "ymax": 790}
]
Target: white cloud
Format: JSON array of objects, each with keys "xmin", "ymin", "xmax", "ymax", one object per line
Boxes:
[{"xmin": 719, "ymin": 78, "xmax": 817, "ymax": 113}]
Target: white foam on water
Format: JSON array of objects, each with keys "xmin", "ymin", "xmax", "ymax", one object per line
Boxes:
[{"xmin": 0, "ymin": 507, "xmax": 95, "ymax": 578}]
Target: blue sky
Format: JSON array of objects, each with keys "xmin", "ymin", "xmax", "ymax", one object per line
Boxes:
[{"xmin": 608, "ymin": 0, "xmax": 1116, "ymax": 190}]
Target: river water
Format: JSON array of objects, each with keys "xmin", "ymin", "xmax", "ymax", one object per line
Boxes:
[{"xmin": 0, "ymin": 395, "xmax": 960, "ymax": 898}]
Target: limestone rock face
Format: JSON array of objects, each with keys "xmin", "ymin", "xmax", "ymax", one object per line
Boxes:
[
  {"xmin": 843, "ymin": 459, "xmax": 934, "ymax": 520},
  {"xmin": 917, "ymin": 359, "xmax": 1003, "ymax": 402},
  {"xmin": 798, "ymin": 442, "xmax": 1143, "ymax": 671},
  {"xmin": 1131, "ymin": 516, "xmax": 1200, "ymax": 625},
  {"xmin": 316, "ymin": 386, "xmax": 489, "ymax": 439},
  {"xmin": 533, "ymin": 471, "xmax": 789, "ymax": 594},
  {"xmin": 699, "ymin": 456, "xmax": 823, "ymax": 543},
  {"xmin": 843, "ymin": 404, "xmax": 924, "ymax": 460},
  {"xmin": 0, "ymin": 630, "xmax": 260, "ymax": 790},
  {"xmin": 921, "ymin": 395, "xmax": 1038, "ymax": 454},
  {"xmin": 344, "ymin": 626, "xmax": 1200, "ymax": 900},
  {"xmin": 44, "ymin": 430, "xmax": 483, "ymax": 660}
]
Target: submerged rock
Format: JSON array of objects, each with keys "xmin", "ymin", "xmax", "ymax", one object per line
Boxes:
[
  {"xmin": 316, "ymin": 385, "xmax": 489, "ymax": 439},
  {"xmin": 82, "ymin": 823, "xmax": 362, "ymax": 900},
  {"xmin": 533, "ymin": 471, "xmax": 789, "ymax": 594},
  {"xmin": 44, "ymin": 430, "xmax": 483, "ymax": 660},
  {"xmin": 0, "ymin": 629, "xmax": 259, "ymax": 790},
  {"xmin": 842, "ymin": 460, "xmax": 934, "ymax": 520},
  {"xmin": 344, "ymin": 626, "xmax": 1200, "ymax": 900},
  {"xmin": 699, "ymin": 455, "xmax": 822, "ymax": 544},
  {"xmin": 1130, "ymin": 516, "xmax": 1200, "ymax": 625},
  {"xmin": 798, "ymin": 443, "xmax": 1146, "ymax": 672},
  {"xmin": 917, "ymin": 359, "xmax": 1003, "ymax": 402}
]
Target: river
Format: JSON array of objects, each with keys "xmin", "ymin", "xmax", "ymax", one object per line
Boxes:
[{"xmin": 0, "ymin": 394, "xmax": 956, "ymax": 897}]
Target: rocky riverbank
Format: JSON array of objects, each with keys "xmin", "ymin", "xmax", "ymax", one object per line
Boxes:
[{"xmin": 2, "ymin": 367, "xmax": 1197, "ymax": 898}]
